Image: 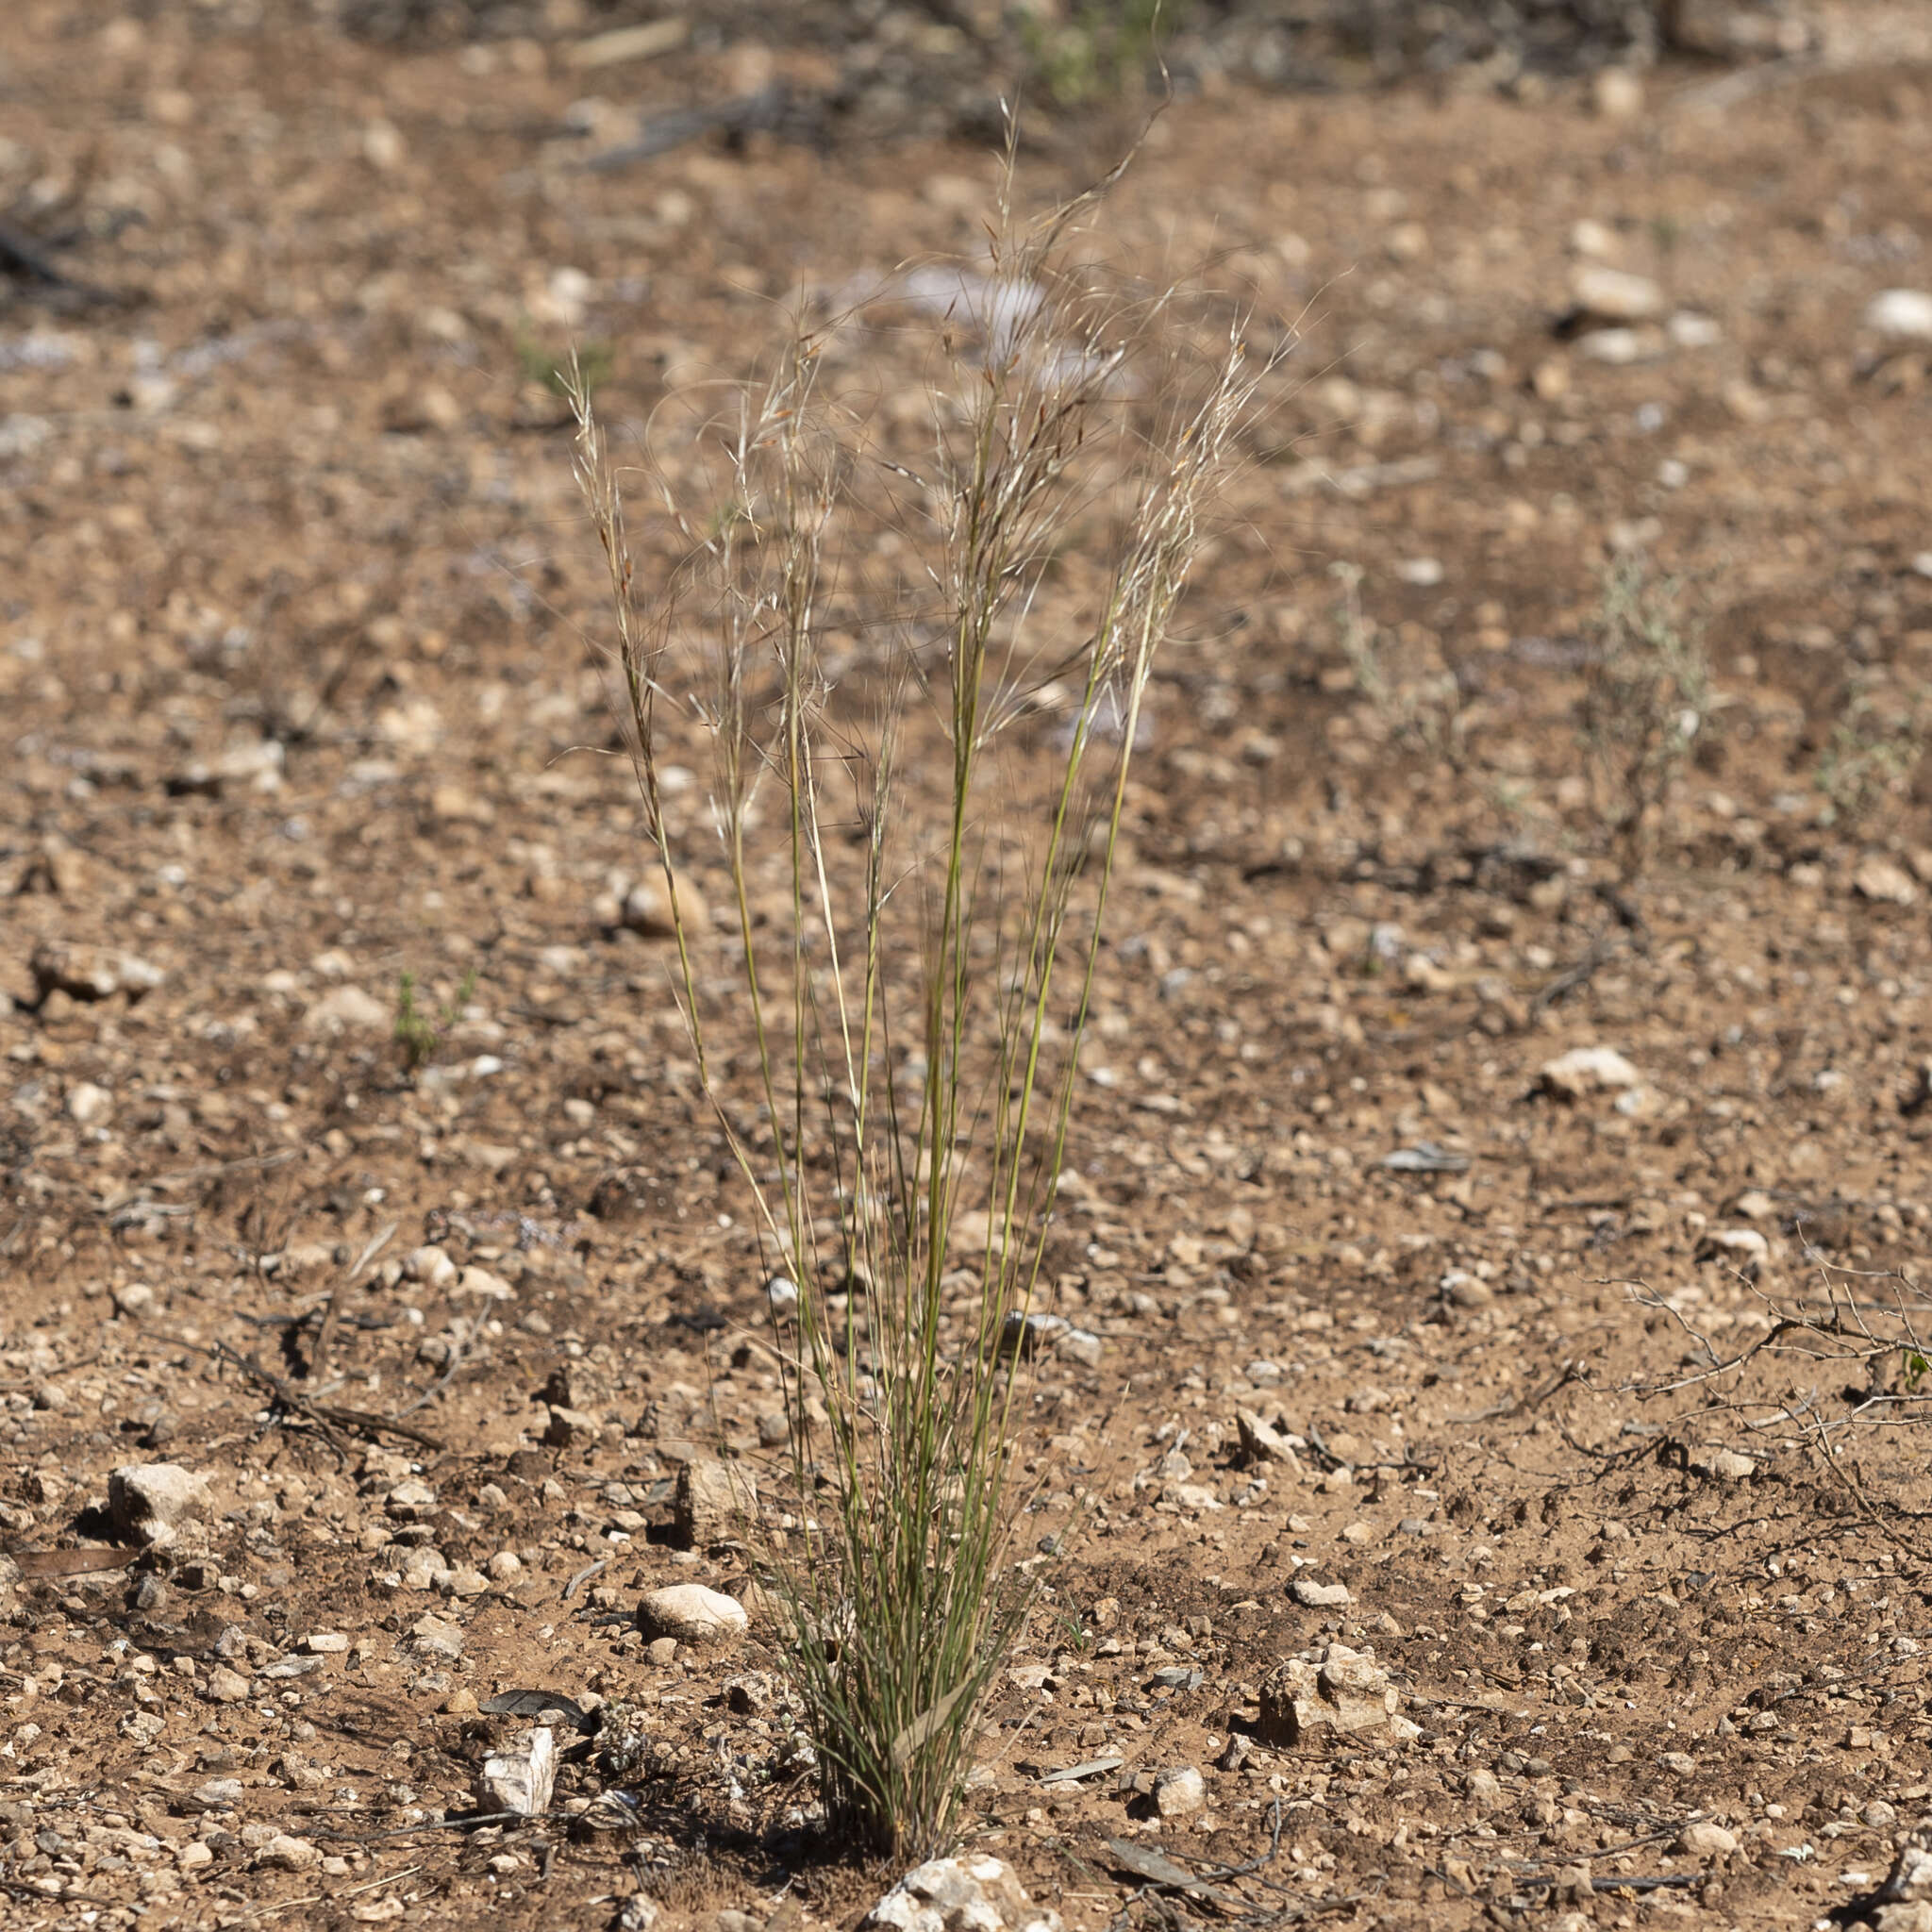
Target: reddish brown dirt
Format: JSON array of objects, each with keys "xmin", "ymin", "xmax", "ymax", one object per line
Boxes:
[{"xmin": 6, "ymin": 5, "xmax": 1932, "ymax": 1930}]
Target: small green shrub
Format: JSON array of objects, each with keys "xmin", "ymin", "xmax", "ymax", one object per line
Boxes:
[
  {"xmin": 392, "ymin": 967, "xmax": 475, "ymax": 1074},
  {"xmin": 1020, "ymin": 0, "xmax": 1186, "ymax": 107},
  {"xmin": 1575, "ymin": 555, "xmax": 1708, "ymax": 881},
  {"xmin": 1814, "ymin": 680, "xmax": 1926, "ymax": 828}
]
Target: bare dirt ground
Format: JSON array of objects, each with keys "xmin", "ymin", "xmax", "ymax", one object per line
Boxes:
[{"xmin": 8, "ymin": 4, "xmax": 1932, "ymax": 1929}]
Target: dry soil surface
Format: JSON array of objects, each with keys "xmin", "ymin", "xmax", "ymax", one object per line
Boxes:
[{"xmin": 7, "ymin": 5, "xmax": 1932, "ymax": 1931}]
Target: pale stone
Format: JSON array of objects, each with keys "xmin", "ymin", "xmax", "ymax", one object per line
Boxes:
[
  {"xmin": 1570, "ymin": 263, "xmax": 1664, "ymax": 322},
  {"xmin": 1867, "ymin": 290, "xmax": 1932, "ymax": 341},
  {"xmin": 1856, "ymin": 855, "xmax": 1919, "ymax": 906},
  {"xmin": 109, "ymin": 1463, "xmax": 211, "ymax": 1545},
  {"xmin": 1257, "ymin": 1642, "xmax": 1412, "ymax": 1747},
  {"xmin": 1675, "ymin": 1820, "xmax": 1739, "ymax": 1856},
  {"xmin": 638, "ymin": 1583, "xmax": 748, "ymax": 1645},
  {"xmin": 303, "ymin": 984, "xmax": 391, "ymax": 1033},
  {"xmin": 254, "ymin": 1832, "xmax": 321, "ymax": 1871},
  {"xmin": 478, "ymin": 1726, "xmax": 556, "ymax": 1817},
  {"xmin": 1291, "ymin": 1578, "xmax": 1353, "ymax": 1608},
  {"xmin": 1154, "ymin": 1766, "xmax": 1207, "ymax": 1817},
  {"xmin": 1539, "ymin": 1046, "xmax": 1640, "ymax": 1098},
  {"xmin": 861, "ymin": 1854, "xmax": 1062, "ymax": 1932},
  {"xmin": 675, "ymin": 1457, "xmax": 744, "ymax": 1548}
]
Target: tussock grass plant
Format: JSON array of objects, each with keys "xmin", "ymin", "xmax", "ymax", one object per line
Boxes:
[
  {"xmin": 1575, "ymin": 553, "xmax": 1708, "ymax": 881},
  {"xmin": 569, "ymin": 143, "xmax": 1267, "ymax": 1861}
]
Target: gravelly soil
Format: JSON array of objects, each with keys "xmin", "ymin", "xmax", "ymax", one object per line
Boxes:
[{"xmin": 6, "ymin": 4, "xmax": 1932, "ymax": 1929}]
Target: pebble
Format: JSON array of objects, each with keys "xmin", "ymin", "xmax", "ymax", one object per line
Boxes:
[
  {"xmin": 302, "ymin": 1632, "xmax": 349, "ymax": 1654},
  {"xmin": 1291, "ymin": 1577, "xmax": 1353, "ymax": 1608},
  {"xmin": 1154, "ymin": 1766, "xmax": 1207, "ymax": 1817},
  {"xmin": 67, "ymin": 1080, "xmax": 113, "ymax": 1125},
  {"xmin": 31, "ymin": 941, "xmax": 164, "ymax": 1004},
  {"xmin": 1538, "ymin": 1045, "xmax": 1640, "ymax": 1099},
  {"xmin": 478, "ymin": 1726, "xmax": 557, "ymax": 1817},
  {"xmin": 674, "ymin": 1457, "xmax": 744, "ymax": 1548},
  {"xmin": 1236, "ymin": 1408, "xmax": 1298, "ymax": 1464},
  {"xmin": 1570, "ymin": 263, "xmax": 1664, "ymax": 323},
  {"xmin": 1591, "ymin": 68, "xmax": 1644, "ymax": 119},
  {"xmin": 400, "ymin": 1546, "xmax": 449, "ymax": 1591},
  {"xmin": 1706, "ymin": 1449, "xmax": 1757, "ymax": 1481},
  {"xmin": 860, "ymin": 1854, "xmax": 1062, "ymax": 1932},
  {"xmin": 1866, "ymin": 289, "xmax": 1932, "ymax": 341},
  {"xmin": 206, "ymin": 1666, "xmax": 252, "ymax": 1704},
  {"xmin": 638, "ymin": 1582, "xmax": 749, "ymax": 1645},
  {"xmin": 386, "ymin": 1478, "xmax": 437, "ymax": 1520},
  {"xmin": 254, "ymin": 1832, "xmax": 321, "ymax": 1872},
  {"xmin": 302, "ymin": 984, "xmax": 391, "ymax": 1033},
  {"xmin": 1855, "ymin": 854, "xmax": 1919, "ymax": 906},
  {"xmin": 1001, "ymin": 1310, "xmax": 1104, "ymax": 1368},
  {"xmin": 1257, "ymin": 1642, "xmax": 1415, "ymax": 1747},
  {"xmin": 108, "ymin": 1462, "xmax": 211, "ymax": 1545},
  {"xmin": 1568, "ymin": 217, "xmax": 1618, "ymax": 259},
  {"xmin": 1675, "ymin": 1820, "xmax": 1739, "ymax": 1857},
  {"xmin": 1576, "ymin": 325, "xmax": 1654, "ymax": 364},
  {"xmin": 616, "ymin": 872, "xmax": 708, "ymax": 939},
  {"xmin": 404, "ymin": 1244, "xmax": 458, "ymax": 1289},
  {"xmin": 408, "ymin": 1613, "xmax": 464, "ymax": 1660},
  {"xmin": 1668, "ymin": 310, "xmax": 1723, "ymax": 349},
  {"xmin": 1696, "ymin": 1228, "xmax": 1769, "ymax": 1275},
  {"xmin": 544, "ymin": 1405, "xmax": 601, "ymax": 1447},
  {"xmin": 1465, "ymin": 1767, "xmax": 1505, "ymax": 1807}
]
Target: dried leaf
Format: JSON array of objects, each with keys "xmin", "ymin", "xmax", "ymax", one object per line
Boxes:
[
  {"xmin": 890, "ymin": 1681, "xmax": 969, "ymax": 1768},
  {"xmin": 482, "ymin": 1690, "xmax": 591, "ymax": 1728},
  {"xmin": 8, "ymin": 1546, "xmax": 137, "ymax": 1579}
]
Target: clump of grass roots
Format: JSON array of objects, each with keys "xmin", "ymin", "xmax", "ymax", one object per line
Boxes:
[{"xmin": 569, "ymin": 142, "xmax": 1268, "ymax": 1862}]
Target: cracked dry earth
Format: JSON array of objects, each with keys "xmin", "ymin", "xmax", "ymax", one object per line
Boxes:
[{"xmin": 8, "ymin": 3, "xmax": 1932, "ymax": 1930}]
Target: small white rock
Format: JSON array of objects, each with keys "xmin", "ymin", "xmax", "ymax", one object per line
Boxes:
[
  {"xmin": 67, "ymin": 1080, "xmax": 113, "ymax": 1126},
  {"xmin": 1576, "ymin": 325, "xmax": 1648, "ymax": 364},
  {"xmin": 1697, "ymin": 1228, "xmax": 1769, "ymax": 1274},
  {"xmin": 1675, "ymin": 1819, "xmax": 1739, "ymax": 1857},
  {"xmin": 1568, "ymin": 217, "xmax": 1619, "ymax": 259},
  {"xmin": 1591, "ymin": 68, "xmax": 1644, "ymax": 120},
  {"xmin": 254, "ymin": 1831, "xmax": 321, "ymax": 1872},
  {"xmin": 861, "ymin": 1854, "xmax": 1062, "ymax": 1932},
  {"xmin": 302, "ymin": 984, "xmax": 391, "ymax": 1033},
  {"xmin": 1866, "ymin": 289, "xmax": 1932, "ymax": 341},
  {"xmin": 478, "ymin": 1726, "xmax": 557, "ymax": 1817},
  {"xmin": 1855, "ymin": 854, "xmax": 1919, "ymax": 906},
  {"xmin": 1291, "ymin": 1577, "xmax": 1354, "ymax": 1608},
  {"xmin": 404, "ymin": 1244, "xmax": 458, "ymax": 1289},
  {"xmin": 1668, "ymin": 310, "xmax": 1723, "ymax": 349},
  {"xmin": 108, "ymin": 1463, "xmax": 212, "ymax": 1545},
  {"xmin": 638, "ymin": 1583, "xmax": 749, "ymax": 1646},
  {"xmin": 1539, "ymin": 1046, "xmax": 1641, "ymax": 1099},
  {"xmin": 1571, "ymin": 263, "xmax": 1664, "ymax": 322},
  {"xmin": 1154, "ymin": 1766, "xmax": 1207, "ymax": 1817}
]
